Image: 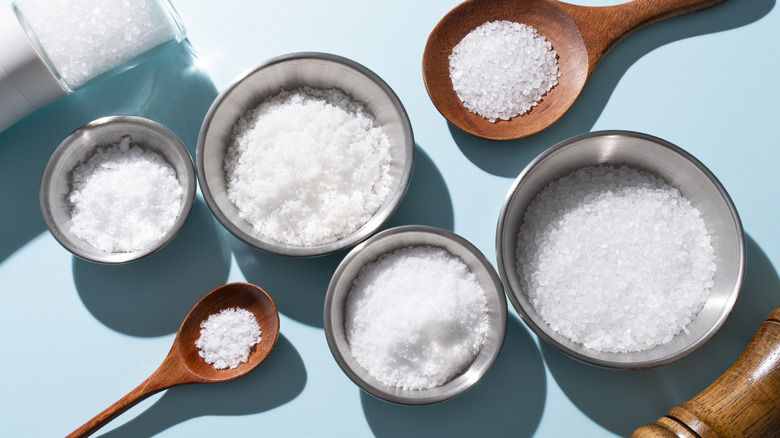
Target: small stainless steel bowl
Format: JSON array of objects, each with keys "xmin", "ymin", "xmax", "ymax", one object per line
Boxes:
[
  {"xmin": 324, "ymin": 225, "xmax": 508, "ymax": 405},
  {"xmin": 197, "ymin": 52, "xmax": 414, "ymax": 257},
  {"xmin": 496, "ymin": 131, "xmax": 745, "ymax": 369},
  {"xmin": 40, "ymin": 115, "xmax": 197, "ymax": 264}
]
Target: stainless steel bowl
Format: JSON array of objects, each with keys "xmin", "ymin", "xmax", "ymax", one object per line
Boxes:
[
  {"xmin": 496, "ymin": 131, "xmax": 745, "ymax": 369},
  {"xmin": 40, "ymin": 115, "xmax": 197, "ymax": 264},
  {"xmin": 325, "ymin": 225, "xmax": 508, "ymax": 404},
  {"xmin": 197, "ymin": 52, "xmax": 414, "ymax": 257}
]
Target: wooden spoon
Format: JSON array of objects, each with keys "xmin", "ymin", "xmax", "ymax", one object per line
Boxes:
[
  {"xmin": 66, "ymin": 282, "xmax": 280, "ymax": 438},
  {"xmin": 422, "ymin": 0, "xmax": 729, "ymax": 141}
]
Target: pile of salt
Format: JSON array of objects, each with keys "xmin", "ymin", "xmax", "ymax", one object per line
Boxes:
[
  {"xmin": 225, "ymin": 86, "xmax": 393, "ymax": 247},
  {"xmin": 195, "ymin": 307, "xmax": 262, "ymax": 370},
  {"xmin": 516, "ymin": 165, "xmax": 716, "ymax": 353},
  {"xmin": 449, "ymin": 20, "xmax": 560, "ymax": 122},
  {"xmin": 345, "ymin": 246, "xmax": 488, "ymax": 390},
  {"xmin": 68, "ymin": 136, "xmax": 183, "ymax": 253}
]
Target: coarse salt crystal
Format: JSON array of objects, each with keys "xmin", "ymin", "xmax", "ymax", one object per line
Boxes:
[
  {"xmin": 68, "ymin": 136, "xmax": 183, "ymax": 253},
  {"xmin": 449, "ymin": 20, "xmax": 561, "ymax": 122},
  {"xmin": 224, "ymin": 86, "xmax": 393, "ymax": 247},
  {"xmin": 196, "ymin": 307, "xmax": 262, "ymax": 370},
  {"xmin": 345, "ymin": 246, "xmax": 489, "ymax": 390},
  {"xmin": 515, "ymin": 165, "xmax": 716, "ymax": 353}
]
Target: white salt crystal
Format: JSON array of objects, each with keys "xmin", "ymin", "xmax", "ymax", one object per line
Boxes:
[
  {"xmin": 449, "ymin": 20, "xmax": 561, "ymax": 122},
  {"xmin": 68, "ymin": 136, "xmax": 183, "ymax": 253},
  {"xmin": 345, "ymin": 246, "xmax": 489, "ymax": 390},
  {"xmin": 224, "ymin": 86, "xmax": 393, "ymax": 247},
  {"xmin": 196, "ymin": 307, "xmax": 262, "ymax": 370},
  {"xmin": 16, "ymin": 0, "xmax": 178, "ymax": 89},
  {"xmin": 515, "ymin": 165, "xmax": 716, "ymax": 353}
]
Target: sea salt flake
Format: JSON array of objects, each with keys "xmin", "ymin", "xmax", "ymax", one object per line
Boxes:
[{"xmin": 195, "ymin": 307, "xmax": 262, "ymax": 370}]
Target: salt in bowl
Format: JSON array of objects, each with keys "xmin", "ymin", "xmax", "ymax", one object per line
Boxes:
[
  {"xmin": 324, "ymin": 225, "xmax": 508, "ymax": 405},
  {"xmin": 496, "ymin": 130, "xmax": 745, "ymax": 369},
  {"xmin": 40, "ymin": 115, "xmax": 197, "ymax": 264},
  {"xmin": 196, "ymin": 52, "xmax": 414, "ymax": 257}
]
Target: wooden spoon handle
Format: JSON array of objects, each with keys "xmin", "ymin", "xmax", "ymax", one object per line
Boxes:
[
  {"xmin": 65, "ymin": 352, "xmax": 197, "ymax": 438},
  {"xmin": 631, "ymin": 307, "xmax": 780, "ymax": 438},
  {"xmin": 558, "ymin": 0, "xmax": 730, "ymax": 73},
  {"xmin": 65, "ymin": 374, "xmax": 170, "ymax": 438}
]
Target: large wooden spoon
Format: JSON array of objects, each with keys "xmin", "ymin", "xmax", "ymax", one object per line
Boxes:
[
  {"xmin": 66, "ymin": 282, "xmax": 280, "ymax": 438},
  {"xmin": 422, "ymin": 0, "xmax": 729, "ymax": 140}
]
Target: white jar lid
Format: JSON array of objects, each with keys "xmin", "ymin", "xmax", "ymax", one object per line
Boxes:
[{"xmin": 0, "ymin": 5, "xmax": 67, "ymax": 132}]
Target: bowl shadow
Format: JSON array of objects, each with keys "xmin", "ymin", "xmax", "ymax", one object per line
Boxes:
[
  {"xmin": 232, "ymin": 143, "xmax": 454, "ymax": 328},
  {"xmin": 360, "ymin": 316, "xmax": 546, "ymax": 438},
  {"xmin": 449, "ymin": 0, "xmax": 775, "ymax": 178},
  {"xmin": 0, "ymin": 40, "xmax": 217, "ymax": 264},
  {"xmin": 74, "ymin": 198, "xmax": 231, "ymax": 337},
  {"xmin": 540, "ymin": 233, "xmax": 779, "ymax": 437},
  {"xmin": 87, "ymin": 334, "xmax": 305, "ymax": 438}
]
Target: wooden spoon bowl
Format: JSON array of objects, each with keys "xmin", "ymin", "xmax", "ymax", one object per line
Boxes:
[
  {"xmin": 67, "ymin": 282, "xmax": 280, "ymax": 438},
  {"xmin": 422, "ymin": 0, "xmax": 729, "ymax": 141}
]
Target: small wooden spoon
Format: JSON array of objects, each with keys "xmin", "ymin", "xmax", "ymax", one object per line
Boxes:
[
  {"xmin": 422, "ymin": 0, "xmax": 729, "ymax": 141},
  {"xmin": 67, "ymin": 282, "xmax": 280, "ymax": 438}
]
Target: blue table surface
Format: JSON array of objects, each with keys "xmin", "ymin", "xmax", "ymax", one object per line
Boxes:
[{"xmin": 2, "ymin": 0, "xmax": 778, "ymax": 436}]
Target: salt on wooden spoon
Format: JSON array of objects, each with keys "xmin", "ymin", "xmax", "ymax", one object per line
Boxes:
[
  {"xmin": 66, "ymin": 282, "xmax": 280, "ymax": 438},
  {"xmin": 422, "ymin": 0, "xmax": 729, "ymax": 140}
]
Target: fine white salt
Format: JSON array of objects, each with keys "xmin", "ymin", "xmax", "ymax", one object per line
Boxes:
[
  {"xmin": 449, "ymin": 20, "xmax": 561, "ymax": 122},
  {"xmin": 224, "ymin": 86, "xmax": 393, "ymax": 247},
  {"xmin": 345, "ymin": 246, "xmax": 489, "ymax": 390},
  {"xmin": 196, "ymin": 307, "xmax": 262, "ymax": 370},
  {"xmin": 516, "ymin": 165, "xmax": 716, "ymax": 353},
  {"xmin": 68, "ymin": 136, "xmax": 183, "ymax": 253},
  {"xmin": 16, "ymin": 0, "xmax": 178, "ymax": 89}
]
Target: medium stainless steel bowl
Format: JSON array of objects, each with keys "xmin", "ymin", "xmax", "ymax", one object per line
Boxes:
[
  {"xmin": 197, "ymin": 52, "xmax": 414, "ymax": 257},
  {"xmin": 324, "ymin": 225, "xmax": 508, "ymax": 404},
  {"xmin": 496, "ymin": 131, "xmax": 745, "ymax": 369},
  {"xmin": 40, "ymin": 115, "xmax": 196, "ymax": 264}
]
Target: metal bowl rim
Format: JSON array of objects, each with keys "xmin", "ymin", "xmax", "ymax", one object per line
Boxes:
[
  {"xmin": 495, "ymin": 129, "xmax": 745, "ymax": 369},
  {"xmin": 196, "ymin": 51, "xmax": 415, "ymax": 257},
  {"xmin": 39, "ymin": 115, "xmax": 197, "ymax": 264},
  {"xmin": 324, "ymin": 224, "xmax": 508, "ymax": 404}
]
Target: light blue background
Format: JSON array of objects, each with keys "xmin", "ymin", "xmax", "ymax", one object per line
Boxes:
[{"xmin": 1, "ymin": 0, "xmax": 778, "ymax": 437}]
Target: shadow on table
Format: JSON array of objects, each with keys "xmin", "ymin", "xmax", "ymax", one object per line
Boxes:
[
  {"xmin": 361, "ymin": 316, "xmax": 546, "ymax": 438},
  {"xmin": 541, "ymin": 234, "xmax": 779, "ymax": 437},
  {"xmin": 232, "ymin": 144, "xmax": 454, "ymax": 328},
  {"xmin": 74, "ymin": 198, "xmax": 231, "ymax": 337},
  {"xmin": 93, "ymin": 334, "xmax": 305, "ymax": 438},
  {"xmin": 0, "ymin": 40, "xmax": 217, "ymax": 265},
  {"xmin": 449, "ymin": 0, "xmax": 775, "ymax": 178}
]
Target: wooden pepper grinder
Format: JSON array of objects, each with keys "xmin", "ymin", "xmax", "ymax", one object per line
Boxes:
[{"xmin": 632, "ymin": 307, "xmax": 780, "ymax": 438}]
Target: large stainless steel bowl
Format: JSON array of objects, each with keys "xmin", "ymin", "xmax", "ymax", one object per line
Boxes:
[
  {"xmin": 496, "ymin": 131, "xmax": 745, "ymax": 369},
  {"xmin": 325, "ymin": 225, "xmax": 507, "ymax": 404},
  {"xmin": 197, "ymin": 52, "xmax": 414, "ymax": 257}
]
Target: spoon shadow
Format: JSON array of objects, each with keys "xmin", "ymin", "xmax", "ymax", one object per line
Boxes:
[
  {"xmin": 90, "ymin": 335, "xmax": 306, "ymax": 438},
  {"xmin": 0, "ymin": 41, "xmax": 216, "ymax": 265},
  {"xmin": 541, "ymin": 233, "xmax": 779, "ymax": 437},
  {"xmin": 361, "ymin": 316, "xmax": 546, "ymax": 437},
  {"xmin": 451, "ymin": 0, "xmax": 775, "ymax": 177}
]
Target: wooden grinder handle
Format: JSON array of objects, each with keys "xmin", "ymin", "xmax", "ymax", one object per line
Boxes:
[{"xmin": 632, "ymin": 307, "xmax": 780, "ymax": 438}]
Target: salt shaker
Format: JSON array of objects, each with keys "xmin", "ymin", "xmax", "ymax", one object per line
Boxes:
[{"xmin": 0, "ymin": 0, "xmax": 186, "ymax": 132}]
